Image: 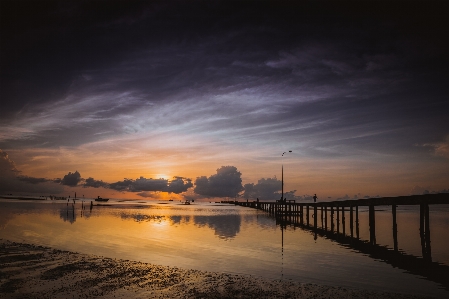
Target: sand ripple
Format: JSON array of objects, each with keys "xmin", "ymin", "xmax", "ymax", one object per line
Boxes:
[{"xmin": 0, "ymin": 239, "xmax": 433, "ymax": 298}]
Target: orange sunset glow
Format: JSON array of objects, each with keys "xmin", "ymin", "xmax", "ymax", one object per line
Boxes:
[{"xmin": 1, "ymin": 0, "xmax": 448, "ymax": 202}]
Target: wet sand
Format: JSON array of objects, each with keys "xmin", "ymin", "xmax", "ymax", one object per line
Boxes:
[{"xmin": 0, "ymin": 239, "xmax": 432, "ymax": 298}]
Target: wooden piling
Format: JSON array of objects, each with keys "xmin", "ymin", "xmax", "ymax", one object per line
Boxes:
[
  {"xmin": 369, "ymin": 205, "xmax": 376, "ymax": 245},
  {"xmin": 331, "ymin": 206, "xmax": 334, "ymax": 232},
  {"xmin": 350, "ymin": 205, "xmax": 354, "ymax": 238},
  {"xmin": 336, "ymin": 206, "xmax": 340, "ymax": 233},
  {"xmin": 306, "ymin": 205, "xmax": 309, "ymax": 226},
  {"xmin": 392, "ymin": 204, "xmax": 398, "ymax": 252},
  {"xmin": 424, "ymin": 203, "xmax": 431, "ymax": 261},
  {"xmin": 420, "ymin": 203, "xmax": 428, "ymax": 259},
  {"xmin": 324, "ymin": 206, "xmax": 328, "ymax": 230},
  {"xmin": 320, "ymin": 206, "xmax": 324, "ymax": 228}
]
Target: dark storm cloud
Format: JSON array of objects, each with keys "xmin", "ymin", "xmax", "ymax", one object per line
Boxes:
[
  {"xmin": 109, "ymin": 176, "xmax": 192, "ymax": 194},
  {"xmin": 194, "ymin": 166, "xmax": 243, "ymax": 198},
  {"xmin": 0, "ymin": 0, "xmax": 152, "ymax": 118},
  {"xmin": 83, "ymin": 177, "xmax": 109, "ymax": 188},
  {"xmin": 2, "ymin": 0, "xmax": 446, "ymax": 115},
  {"xmin": 60, "ymin": 171, "xmax": 82, "ymax": 187}
]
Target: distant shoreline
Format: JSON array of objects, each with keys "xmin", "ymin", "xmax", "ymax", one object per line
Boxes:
[
  {"xmin": 0, "ymin": 239, "xmax": 432, "ymax": 299},
  {"xmin": 0, "ymin": 195, "xmax": 45, "ymax": 201}
]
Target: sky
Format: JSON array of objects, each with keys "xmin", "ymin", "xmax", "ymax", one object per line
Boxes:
[{"xmin": 1, "ymin": 0, "xmax": 448, "ymax": 201}]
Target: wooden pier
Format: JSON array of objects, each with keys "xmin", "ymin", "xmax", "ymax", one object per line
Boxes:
[{"xmin": 223, "ymin": 193, "xmax": 449, "ymax": 290}]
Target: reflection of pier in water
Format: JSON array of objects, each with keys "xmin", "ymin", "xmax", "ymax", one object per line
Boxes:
[
  {"xmin": 59, "ymin": 201, "xmax": 92, "ymax": 223},
  {"xmin": 59, "ymin": 204, "xmax": 76, "ymax": 224},
  {"xmin": 224, "ymin": 193, "xmax": 449, "ymax": 290}
]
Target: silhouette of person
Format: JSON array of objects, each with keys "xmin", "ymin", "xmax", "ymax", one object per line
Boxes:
[{"xmin": 313, "ymin": 194, "xmax": 317, "ymax": 203}]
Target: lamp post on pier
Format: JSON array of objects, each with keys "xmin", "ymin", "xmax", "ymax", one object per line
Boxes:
[{"xmin": 281, "ymin": 150, "xmax": 292, "ymax": 201}]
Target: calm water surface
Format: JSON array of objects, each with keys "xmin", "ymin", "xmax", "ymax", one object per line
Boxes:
[{"xmin": 0, "ymin": 198, "xmax": 448, "ymax": 298}]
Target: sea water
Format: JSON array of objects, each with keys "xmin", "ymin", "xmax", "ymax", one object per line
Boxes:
[{"xmin": 0, "ymin": 198, "xmax": 448, "ymax": 298}]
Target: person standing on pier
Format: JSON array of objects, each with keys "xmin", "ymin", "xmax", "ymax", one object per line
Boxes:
[{"xmin": 313, "ymin": 194, "xmax": 318, "ymax": 203}]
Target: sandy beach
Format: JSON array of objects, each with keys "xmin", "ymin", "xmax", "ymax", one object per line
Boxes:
[{"xmin": 0, "ymin": 239, "xmax": 433, "ymax": 299}]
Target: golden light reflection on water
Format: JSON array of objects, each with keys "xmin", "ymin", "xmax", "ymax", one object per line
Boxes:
[{"xmin": 0, "ymin": 199, "xmax": 448, "ymax": 298}]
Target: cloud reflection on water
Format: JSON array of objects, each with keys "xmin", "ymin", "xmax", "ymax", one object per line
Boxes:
[{"xmin": 193, "ymin": 215, "xmax": 241, "ymax": 240}]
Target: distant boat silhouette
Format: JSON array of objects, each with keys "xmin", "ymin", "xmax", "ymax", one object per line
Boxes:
[{"xmin": 95, "ymin": 196, "xmax": 109, "ymax": 202}]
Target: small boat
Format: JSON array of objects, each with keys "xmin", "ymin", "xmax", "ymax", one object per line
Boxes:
[
  {"xmin": 184, "ymin": 200, "xmax": 191, "ymax": 205},
  {"xmin": 95, "ymin": 196, "xmax": 109, "ymax": 202}
]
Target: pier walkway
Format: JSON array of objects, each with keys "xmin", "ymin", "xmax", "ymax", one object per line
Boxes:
[{"xmin": 222, "ymin": 193, "xmax": 449, "ymax": 290}]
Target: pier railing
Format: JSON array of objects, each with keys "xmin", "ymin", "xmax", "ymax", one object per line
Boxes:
[{"xmin": 222, "ymin": 193, "xmax": 449, "ymax": 290}]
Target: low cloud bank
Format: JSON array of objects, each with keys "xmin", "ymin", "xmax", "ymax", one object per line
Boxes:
[
  {"xmin": 61, "ymin": 171, "xmax": 82, "ymax": 186},
  {"xmin": 3, "ymin": 149, "xmax": 447, "ymax": 200},
  {"xmin": 243, "ymin": 177, "xmax": 280, "ymax": 200},
  {"xmin": 84, "ymin": 177, "xmax": 109, "ymax": 188},
  {"xmin": 109, "ymin": 176, "xmax": 193, "ymax": 194},
  {"xmin": 0, "ymin": 149, "xmax": 194, "ymax": 196},
  {"xmin": 194, "ymin": 166, "xmax": 243, "ymax": 198},
  {"xmin": 243, "ymin": 177, "xmax": 302, "ymax": 201},
  {"xmin": 17, "ymin": 175, "xmax": 51, "ymax": 184},
  {"xmin": 53, "ymin": 171, "xmax": 82, "ymax": 187}
]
